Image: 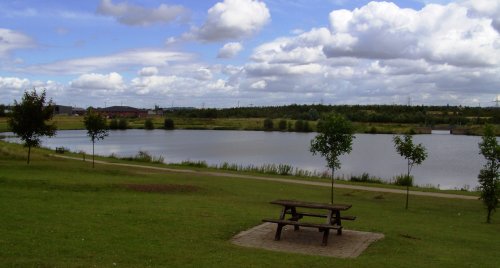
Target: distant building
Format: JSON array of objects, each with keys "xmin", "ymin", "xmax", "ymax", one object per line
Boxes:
[{"xmin": 98, "ymin": 106, "xmax": 147, "ymax": 118}]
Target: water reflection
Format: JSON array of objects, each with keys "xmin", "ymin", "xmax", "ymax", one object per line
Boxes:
[{"xmin": 3, "ymin": 129, "xmax": 488, "ymax": 189}]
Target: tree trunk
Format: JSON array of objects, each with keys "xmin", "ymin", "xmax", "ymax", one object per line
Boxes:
[
  {"xmin": 406, "ymin": 159, "xmax": 410, "ymax": 210},
  {"xmin": 487, "ymin": 208, "xmax": 491, "ymax": 223},
  {"xmin": 27, "ymin": 145, "xmax": 31, "ymax": 165},
  {"xmin": 331, "ymin": 167, "xmax": 335, "ymax": 204},
  {"xmin": 92, "ymin": 141, "xmax": 95, "ymax": 168}
]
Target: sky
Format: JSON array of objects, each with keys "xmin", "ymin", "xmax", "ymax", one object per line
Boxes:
[{"xmin": 0, "ymin": 0, "xmax": 499, "ymax": 108}]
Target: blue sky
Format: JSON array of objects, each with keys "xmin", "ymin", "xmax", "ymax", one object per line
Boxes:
[{"xmin": 0, "ymin": 0, "xmax": 499, "ymax": 108}]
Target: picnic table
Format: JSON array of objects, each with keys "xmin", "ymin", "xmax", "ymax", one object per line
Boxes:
[{"xmin": 262, "ymin": 199, "xmax": 355, "ymax": 246}]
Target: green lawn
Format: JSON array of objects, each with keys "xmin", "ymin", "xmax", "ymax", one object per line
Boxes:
[{"xmin": 0, "ymin": 142, "xmax": 499, "ymax": 267}]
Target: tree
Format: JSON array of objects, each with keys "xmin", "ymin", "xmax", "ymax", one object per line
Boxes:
[
  {"xmin": 310, "ymin": 113, "xmax": 354, "ymax": 203},
  {"xmin": 164, "ymin": 118, "xmax": 174, "ymax": 130},
  {"xmin": 84, "ymin": 109, "xmax": 109, "ymax": 168},
  {"xmin": 478, "ymin": 125, "xmax": 500, "ymax": 223},
  {"xmin": 263, "ymin": 118, "xmax": 274, "ymax": 130},
  {"xmin": 393, "ymin": 134, "xmax": 427, "ymax": 209},
  {"xmin": 8, "ymin": 89, "xmax": 56, "ymax": 164},
  {"xmin": 144, "ymin": 118, "xmax": 154, "ymax": 130}
]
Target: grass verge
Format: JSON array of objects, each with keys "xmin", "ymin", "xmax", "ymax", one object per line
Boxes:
[{"xmin": 0, "ymin": 142, "xmax": 498, "ymax": 267}]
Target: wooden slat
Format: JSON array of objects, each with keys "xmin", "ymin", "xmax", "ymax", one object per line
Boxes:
[
  {"xmin": 270, "ymin": 199, "xmax": 352, "ymax": 210},
  {"xmin": 262, "ymin": 219, "xmax": 342, "ymax": 230}
]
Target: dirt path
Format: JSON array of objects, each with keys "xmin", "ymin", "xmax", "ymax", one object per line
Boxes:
[{"xmin": 51, "ymin": 154, "xmax": 478, "ymax": 200}]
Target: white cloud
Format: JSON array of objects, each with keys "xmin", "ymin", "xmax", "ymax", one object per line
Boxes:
[
  {"xmin": 96, "ymin": 0, "xmax": 188, "ymax": 26},
  {"xmin": 250, "ymin": 80, "xmax": 267, "ymax": 89},
  {"xmin": 25, "ymin": 49, "xmax": 193, "ymax": 75},
  {"xmin": 323, "ymin": 2, "xmax": 499, "ymax": 66},
  {"xmin": 0, "ymin": 76, "xmax": 30, "ymax": 91},
  {"xmin": 138, "ymin": 66, "xmax": 159, "ymax": 77},
  {"xmin": 0, "ymin": 28, "xmax": 34, "ymax": 57},
  {"xmin": 189, "ymin": 0, "xmax": 270, "ymax": 42},
  {"xmin": 217, "ymin": 42, "xmax": 243, "ymax": 58},
  {"xmin": 70, "ymin": 72, "xmax": 125, "ymax": 91}
]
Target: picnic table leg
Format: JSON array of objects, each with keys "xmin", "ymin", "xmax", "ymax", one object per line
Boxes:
[
  {"xmin": 274, "ymin": 223, "xmax": 284, "ymax": 241},
  {"xmin": 321, "ymin": 229, "xmax": 330, "ymax": 246},
  {"xmin": 290, "ymin": 207, "xmax": 300, "ymax": 231},
  {"xmin": 336, "ymin": 210, "xmax": 342, "ymax": 235}
]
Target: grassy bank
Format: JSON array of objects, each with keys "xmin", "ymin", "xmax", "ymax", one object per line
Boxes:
[
  {"xmin": 1, "ymin": 141, "xmax": 498, "ymax": 267},
  {"xmin": 1, "ymin": 115, "xmax": 497, "ymax": 135}
]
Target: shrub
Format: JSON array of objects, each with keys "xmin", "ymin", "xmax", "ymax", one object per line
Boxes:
[
  {"xmin": 263, "ymin": 118, "xmax": 274, "ymax": 130},
  {"xmin": 278, "ymin": 119, "xmax": 287, "ymax": 131},
  {"xmin": 350, "ymin": 173, "xmax": 383, "ymax": 184},
  {"xmin": 109, "ymin": 118, "xmax": 118, "ymax": 130},
  {"xmin": 164, "ymin": 118, "xmax": 174, "ymax": 130},
  {"xmin": 118, "ymin": 118, "xmax": 128, "ymax": 130},
  {"xmin": 144, "ymin": 118, "xmax": 154, "ymax": 130},
  {"xmin": 394, "ymin": 174, "xmax": 414, "ymax": 187}
]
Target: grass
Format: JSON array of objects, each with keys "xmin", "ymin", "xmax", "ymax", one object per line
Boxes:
[{"xmin": 1, "ymin": 141, "xmax": 499, "ymax": 267}]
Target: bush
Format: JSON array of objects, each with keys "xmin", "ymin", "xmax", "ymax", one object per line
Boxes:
[
  {"xmin": 144, "ymin": 118, "xmax": 154, "ymax": 130},
  {"xmin": 278, "ymin": 119, "xmax": 287, "ymax": 131},
  {"xmin": 394, "ymin": 174, "xmax": 414, "ymax": 186},
  {"xmin": 118, "ymin": 118, "xmax": 128, "ymax": 130},
  {"xmin": 263, "ymin": 118, "xmax": 274, "ymax": 130},
  {"xmin": 109, "ymin": 118, "xmax": 119, "ymax": 130},
  {"xmin": 164, "ymin": 118, "xmax": 174, "ymax": 130},
  {"xmin": 350, "ymin": 172, "xmax": 383, "ymax": 184}
]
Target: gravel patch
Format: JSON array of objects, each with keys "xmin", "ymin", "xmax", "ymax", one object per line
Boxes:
[{"xmin": 232, "ymin": 223, "xmax": 384, "ymax": 258}]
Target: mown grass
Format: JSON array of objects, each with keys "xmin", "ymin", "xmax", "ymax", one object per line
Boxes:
[{"xmin": 0, "ymin": 141, "xmax": 499, "ymax": 267}]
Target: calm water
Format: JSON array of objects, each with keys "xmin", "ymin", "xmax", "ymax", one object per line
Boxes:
[{"xmin": 2, "ymin": 129, "xmax": 489, "ymax": 189}]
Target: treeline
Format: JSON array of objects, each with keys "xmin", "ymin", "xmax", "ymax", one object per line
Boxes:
[{"xmin": 168, "ymin": 104, "xmax": 500, "ymax": 125}]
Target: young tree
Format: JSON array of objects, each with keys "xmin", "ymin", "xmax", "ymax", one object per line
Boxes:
[
  {"xmin": 164, "ymin": 118, "xmax": 174, "ymax": 130},
  {"xmin": 8, "ymin": 89, "xmax": 57, "ymax": 164},
  {"xmin": 478, "ymin": 125, "xmax": 500, "ymax": 223},
  {"xmin": 144, "ymin": 118, "xmax": 154, "ymax": 130},
  {"xmin": 84, "ymin": 109, "xmax": 109, "ymax": 168},
  {"xmin": 310, "ymin": 113, "xmax": 354, "ymax": 203},
  {"xmin": 393, "ymin": 134, "xmax": 427, "ymax": 209}
]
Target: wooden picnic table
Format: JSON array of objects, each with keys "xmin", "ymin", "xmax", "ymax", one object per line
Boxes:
[{"xmin": 262, "ymin": 199, "xmax": 355, "ymax": 246}]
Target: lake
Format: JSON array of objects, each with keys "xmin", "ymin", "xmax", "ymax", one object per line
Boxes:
[{"xmin": 2, "ymin": 129, "xmax": 489, "ymax": 189}]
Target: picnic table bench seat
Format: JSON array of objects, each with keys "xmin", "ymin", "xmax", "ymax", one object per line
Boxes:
[{"xmin": 262, "ymin": 218, "xmax": 342, "ymax": 246}]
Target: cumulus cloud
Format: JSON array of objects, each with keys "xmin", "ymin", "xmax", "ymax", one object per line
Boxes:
[
  {"xmin": 217, "ymin": 42, "xmax": 243, "ymax": 58},
  {"xmin": 0, "ymin": 28, "xmax": 34, "ymax": 57},
  {"xmin": 97, "ymin": 0, "xmax": 188, "ymax": 26},
  {"xmin": 189, "ymin": 0, "xmax": 270, "ymax": 42},
  {"xmin": 138, "ymin": 66, "xmax": 159, "ymax": 77},
  {"xmin": 323, "ymin": 1, "xmax": 499, "ymax": 66},
  {"xmin": 25, "ymin": 49, "xmax": 193, "ymax": 75},
  {"xmin": 70, "ymin": 72, "xmax": 125, "ymax": 91}
]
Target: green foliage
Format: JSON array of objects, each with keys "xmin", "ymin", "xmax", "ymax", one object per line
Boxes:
[
  {"xmin": 109, "ymin": 118, "xmax": 118, "ymax": 129},
  {"xmin": 144, "ymin": 118, "xmax": 154, "ymax": 130},
  {"xmin": 263, "ymin": 118, "xmax": 274, "ymax": 130},
  {"xmin": 278, "ymin": 119, "xmax": 287, "ymax": 131},
  {"xmin": 8, "ymin": 89, "xmax": 57, "ymax": 164},
  {"xmin": 294, "ymin": 120, "xmax": 311, "ymax": 132},
  {"xmin": 118, "ymin": 118, "xmax": 128, "ymax": 129},
  {"xmin": 310, "ymin": 113, "xmax": 354, "ymax": 203},
  {"xmin": 393, "ymin": 134, "xmax": 427, "ymax": 209},
  {"xmin": 394, "ymin": 174, "xmax": 414, "ymax": 187},
  {"xmin": 0, "ymin": 104, "xmax": 6, "ymax": 117},
  {"xmin": 350, "ymin": 172, "xmax": 383, "ymax": 184},
  {"xmin": 478, "ymin": 125, "xmax": 500, "ymax": 223},
  {"xmin": 83, "ymin": 110, "xmax": 108, "ymax": 143},
  {"xmin": 120, "ymin": 151, "xmax": 165, "ymax": 164},
  {"xmin": 164, "ymin": 118, "xmax": 175, "ymax": 130},
  {"xmin": 311, "ymin": 113, "xmax": 354, "ymax": 170},
  {"xmin": 83, "ymin": 110, "xmax": 109, "ymax": 168}
]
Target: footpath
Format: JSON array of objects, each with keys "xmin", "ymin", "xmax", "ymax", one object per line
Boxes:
[{"xmin": 50, "ymin": 154, "xmax": 478, "ymax": 200}]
